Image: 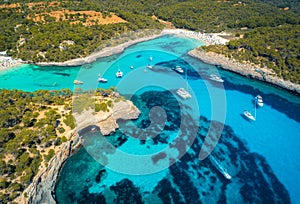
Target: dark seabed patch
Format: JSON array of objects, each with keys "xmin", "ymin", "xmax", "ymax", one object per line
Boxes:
[
  {"xmin": 52, "ymin": 72, "xmax": 71, "ymax": 76},
  {"xmin": 55, "ymin": 90, "xmax": 291, "ymax": 204}
]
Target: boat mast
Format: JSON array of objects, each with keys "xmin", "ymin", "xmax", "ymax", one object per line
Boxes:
[
  {"xmin": 185, "ymin": 67, "xmax": 188, "ymax": 90},
  {"xmin": 254, "ymin": 98, "xmax": 256, "ymax": 119}
]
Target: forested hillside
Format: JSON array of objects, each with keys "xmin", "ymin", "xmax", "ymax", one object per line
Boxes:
[
  {"xmin": 0, "ymin": 87, "xmax": 122, "ymax": 202},
  {"xmin": 156, "ymin": 0, "xmax": 299, "ymax": 32},
  {"xmin": 0, "ymin": 0, "xmax": 299, "ymax": 82},
  {"xmin": 0, "ymin": 0, "xmax": 162, "ymax": 62},
  {"xmin": 0, "ymin": 89, "xmax": 73, "ymax": 202},
  {"xmin": 202, "ymin": 25, "xmax": 300, "ymax": 83},
  {"xmin": 252, "ymin": 0, "xmax": 300, "ymax": 14}
]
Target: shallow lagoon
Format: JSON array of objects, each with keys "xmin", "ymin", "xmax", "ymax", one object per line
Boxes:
[{"xmin": 0, "ymin": 35, "xmax": 299, "ymax": 203}]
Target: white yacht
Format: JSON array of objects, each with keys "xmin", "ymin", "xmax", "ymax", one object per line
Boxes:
[
  {"xmin": 97, "ymin": 74, "xmax": 108, "ymax": 83},
  {"xmin": 255, "ymin": 95, "xmax": 263, "ymax": 107},
  {"xmin": 116, "ymin": 70, "xmax": 123, "ymax": 78},
  {"xmin": 209, "ymin": 156, "xmax": 231, "ymax": 180},
  {"xmin": 176, "ymin": 67, "xmax": 191, "ymax": 99},
  {"xmin": 172, "ymin": 65, "xmax": 184, "ymax": 74},
  {"xmin": 243, "ymin": 110, "xmax": 256, "ymax": 121},
  {"xmin": 130, "ymin": 65, "xmax": 134, "ymax": 69},
  {"xmin": 73, "ymin": 80, "xmax": 83, "ymax": 85},
  {"xmin": 149, "ymin": 56, "xmax": 153, "ymax": 61},
  {"xmin": 209, "ymin": 74, "xmax": 224, "ymax": 83},
  {"xmin": 176, "ymin": 88, "xmax": 191, "ymax": 99},
  {"xmin": 147, "ymin": 65, "xmax": 153, "ymax": 69},
  {"xmin": 98, "ymin": 77, "xmax": 108, "ymax": 83}
]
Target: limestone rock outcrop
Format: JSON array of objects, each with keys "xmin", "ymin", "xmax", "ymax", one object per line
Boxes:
[{"xmin": 16, "ymin": 99, "xmax": 140, "ymax": 204}]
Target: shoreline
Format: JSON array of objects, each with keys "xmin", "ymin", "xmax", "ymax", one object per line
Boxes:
[
  {"xmin": 16, "ymin": 98, "xmax": 140, "ymax": 204},
  {"xmin": 0, "ymin": 28, "xmax": 230, "ymax": 69},
  {"xmin": 34, "ymin": 28, "xmax": 229, "ymax": 67},
  {"xmin": 1, "ymin": 28, "xmax": 299, "ymax": 95},
  {"xmin": 0, "ymin": 56, "xmax": 24, "ymax": 71},
  {"xmin": 188, "ymin": 49, "xmax": 300, "ymax": 95},
  {"xmin": 35, "ymin": 30, "xmax": 166, "ymax": 67}
]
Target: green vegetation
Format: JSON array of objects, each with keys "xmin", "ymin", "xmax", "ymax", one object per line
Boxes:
[
  {"xmin": 95, "ymin": 102, "xmax": 108, "ymax": 112},
  {"xmin": 202, "ymin": 25, "xmax": 300, "ymax": 83},
  {"xmin": 44, "ymin": 149, "xmax": 55, "ymax": 162},
  {"xmin": 252, "ymin": 0, "xmax": 300, "ymax": 15},
  {"xmin": 73, "ymin": 88, "xmax": 121, "ymax": 114},
  {"xmin": 0, "ymin": 0, "xmax": 162, "ymax": 62},
  {"xmin": 157, "ymin": 0, "xmax": 299, "ymax": 32},
  {"xmin": 1, "ymin": 0, "xmax": 299, "ymax": 82},
  {"xmin": 63, "ymin": 113, "xmax": 75, "ymax": 129},
  {"xmin": 0, "ymin": 87, "xmax": 126, "ymax": 202},
  {"xmin": 0, "ymin": 89, "xmax": 72, "ymax": 203}
]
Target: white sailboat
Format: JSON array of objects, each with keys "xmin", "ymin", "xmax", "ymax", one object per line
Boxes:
[
  {"xmin": 172, "ymin": 65, "xmax": 184, "ymax": 74},
  {"xmin": 74, "ymin": 80, "xmax": 83, "ymax": 85},
  {"xmin": 243, "ymin": 100, "xmax": 256, "ymax": 121},
  {"xmin": 209, "ymin": 74, "xmax": 224, "ymax": 83},
  {"xmin": 146, "ymin": 64, "xmax": 153, "ymax": 69},
  {"xmin": 98, "ymin": 77, "xmax": 108, "ymax": 83},
  {"xmin": 116, "ymin": 69, "xmax": 123, "ymax": 78},
  {"xmin": 116, "ymin": 64, "xmax": 123, "ymax": 78},
  {"xmin": 97, "ymin": 73, "xmax": 108, "ymax": 83},
  {"xmin": 255, "ymin": 95, "xmax": 263, "ymax": 107},
  {"xmin": 176, "ymin": 67, "xmax": 191, "ymax": 99}
]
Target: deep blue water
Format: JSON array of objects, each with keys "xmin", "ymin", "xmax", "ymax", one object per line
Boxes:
[{"xmin": 0, "ymin": 35, "xmax": 299, "ymax": 203}]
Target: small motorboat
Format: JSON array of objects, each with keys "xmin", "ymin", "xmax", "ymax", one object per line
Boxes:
[
  {"xmin": 172, "ymin": 65, "xmax": 184, "ymax": 74},
  {"xmin": 149, "ymin": 56, "xmax": 153, "ymax": 61},
  {"xmin": 255, "ymin": 95, "xmax": 263, "ymax": 107},
  {"xmin": 130, "ymin": 65, "xmax": 134, "ymax": 69},
  {"xmin": 176, "ymin": 88, "xmax": 191, "ymax": 99},
  {"xmin": 209, "ymin": 74, "xmax": 224, "ymax": 83},
  {"xmin": 116, "ymin": 70, "xmax": 123, "ymax": 78},
  {"xmin": 243, "ymin": 110, "xmax": 255, "ymax": 121},
  {"xmin": 146, "ymin": 65, "xmax": 153, "ymax": 69},
  {"xmin": 73, "ymin": 80, "xmax": 83, "ymax": 85},
  {"xmin": 98, "ymin": 77, "xmax": 108, "ymax": 83},
  {"xmin": 209, "ymin": 156, "xmax": 232, "ymax": 180}
]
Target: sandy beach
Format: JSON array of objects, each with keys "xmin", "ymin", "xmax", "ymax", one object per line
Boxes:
[
  {"xmin": 36, "ymin": 29, "xmax": 166, "ymax": 67},
  {"xmin": 35, "ymin": 29, "xmax": 229, "ymax": 67},
  {"xmin": 2, "ymin": 28, "xmax": 299, "ymax": 95},
  {"xmin": 0, "ymin": 55, "xmax": 23, "ymax": 70}
]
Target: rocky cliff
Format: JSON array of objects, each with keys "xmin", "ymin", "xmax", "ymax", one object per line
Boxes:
[{"xmin": 16, "ymin": 99, "xmax": 140, "ymax": 204}]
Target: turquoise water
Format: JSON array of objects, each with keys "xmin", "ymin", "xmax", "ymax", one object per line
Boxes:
[{"xmin": 0, "ymin": 35, "xmax": 300, "ymax": 203}]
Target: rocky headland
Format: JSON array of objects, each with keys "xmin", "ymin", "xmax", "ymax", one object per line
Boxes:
[
  {"xmin": 16, "ymin": 99, "xmax": 140, "ymax": 204},
  {"xmin": 74, "ymin": 100, "xmax": 140, "ymax": 136},
  {"xmin": 188, "ymin": 49, "xmax": 300, "ymax": 95}
]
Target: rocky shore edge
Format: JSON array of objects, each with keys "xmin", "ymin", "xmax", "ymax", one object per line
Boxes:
[
  {"xmin": 35, "ymin": 30, "xmax": 165, "ymax": 67},
  {"xmin": 188, "ymin": 49, "xmax": 300, "ymax": 95},
  {"xmin": 2, "ymin": 28, "xmax": 228, "ymax": 70},
  {"xmin": 34, "ymin": 28, "xmax": 228, "ymax": 67},
  {"xmin": 16, "ymin": 99, "xmax": 140, "ymax": 204}
]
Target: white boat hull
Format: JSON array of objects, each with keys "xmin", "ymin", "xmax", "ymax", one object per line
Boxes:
[
  {"xmin": 176, "ymin": 88, "xmax": 191, "ymax": 99},
  {"xmin": 244, "ymin": 110, "xmax": 255, "ymax": 121},
  {"xmin": 209, "ymin": 74, "xmax": 224, "ymax": 83},
  {"xmin": 255, "ymin": 95, "xmax": 264, "ymax": 107}
]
